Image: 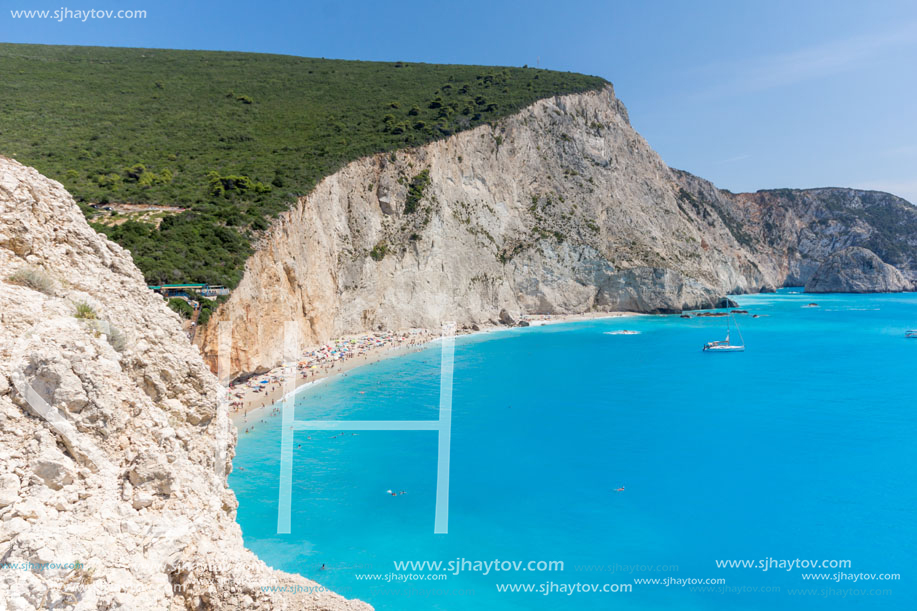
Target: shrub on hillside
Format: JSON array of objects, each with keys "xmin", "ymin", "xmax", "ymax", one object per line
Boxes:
[
  {"xmin": 7, "ymin": 266, "xmax": 55, "ymax": 295},
  {"xmin": 404, "ymin": 169, "xmax": 431, "ymax": 214},
  {"xmin": 105, "ymin": 322, "xmax": 128, "ymax": 352},
  {"xmin": 369, "ymin": 242, "xmax": 387, "ymax": 261},
  {"xmin": 74, "ymin": 302, "xmax": 98, "ymax": 320},
  {"xmin": 168, "ymin": 298, "xmax": 193, "ymax": 319}
]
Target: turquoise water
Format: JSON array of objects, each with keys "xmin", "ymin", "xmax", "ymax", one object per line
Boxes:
[{"xmin": 230, "ymin": 290, "xmax": 917, "ymax": 609}]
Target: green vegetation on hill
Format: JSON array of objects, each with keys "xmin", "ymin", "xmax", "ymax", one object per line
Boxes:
[{"xmin": 0, "ymin": 43, "xmax": 606, "ymax": 287}]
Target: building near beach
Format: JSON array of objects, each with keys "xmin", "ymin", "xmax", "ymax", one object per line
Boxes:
[{"xmin": 148, "ymin": 283, "xmax": 230, "ymax": 298}]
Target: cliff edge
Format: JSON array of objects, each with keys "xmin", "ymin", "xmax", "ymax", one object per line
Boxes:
[
  {"xmin": 0, "ymin": 157, "xmax": 369, "ymax": 610},
  {"xmin": 199, "ymin": 85, "xmax": 777, "ymax": 375},
  {"xmin": 199, "ymin": 84, "xmax": 917, "ymax": 376}
]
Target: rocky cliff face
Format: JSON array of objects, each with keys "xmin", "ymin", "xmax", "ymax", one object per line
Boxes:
[
  {"xmin": 674, "ymin": 172, "xmax": 917, "ymax": 289},
  {"xmin": 804, "ymin": 246, "xmax": 912, "ymax": 293},
  {"xmin": 0, "ymin": 157, "xmax": 369, "ymax": 610},
  {"xmin": 199, "ymin": 85, "xmax": 917, "ymax": 376},
  {"xmin": 199, "ymin": 85, "xmax": 772, "ymax": 375}
]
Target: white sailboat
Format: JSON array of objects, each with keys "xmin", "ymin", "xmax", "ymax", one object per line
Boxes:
[{"xmin": 703, "ymin": 313, "xmax": 745, "ymax": 352}]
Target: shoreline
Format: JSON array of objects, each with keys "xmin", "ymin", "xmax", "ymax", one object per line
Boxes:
[
  {"xmin": 227, "ymin": 311, "xmax": 637, "ymax": 427},
  {"xmin": 228, "ymin": 332, "xmax": 436, "ymax": 425}
]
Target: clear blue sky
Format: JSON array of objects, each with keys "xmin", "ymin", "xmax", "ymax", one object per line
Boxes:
[{"xmin": 4, "ymin": 0, "xmax": 917, "ymax": 202}]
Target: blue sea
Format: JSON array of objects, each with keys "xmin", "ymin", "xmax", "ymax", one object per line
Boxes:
[{"xmin": 230, "ymin": 290, "xmax": 917, "ymax": 609}]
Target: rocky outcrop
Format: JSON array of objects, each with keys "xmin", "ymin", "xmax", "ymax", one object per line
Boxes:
[
  {"xmin": 198, "ymin": 85, "xmax": 917, "ymax": 376},
  {"xmin": 674, "ymin": 172, "xmax": 917, "ymax": 288},
  {"xmin": 0, "ymin": 157, "xmax": 369, "ymax": 610},
  {"xmin": 805, "ymin": 247, "xmax": 912, "ymax": 293}
]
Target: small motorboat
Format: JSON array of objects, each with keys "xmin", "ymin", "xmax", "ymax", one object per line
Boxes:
[
  {"xmin": 906, "ymin": 330, "xmax": 917, "ymax": 339},
  {"xmin": 703, "ymin": 313, "xmax": 745, "ymax": 352}
]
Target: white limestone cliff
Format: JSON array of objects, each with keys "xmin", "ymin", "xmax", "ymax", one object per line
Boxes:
[
  {"xmin": 199, "ymin": 85, "xmax": 917, "ymax": 376},
  {"xmin": 198, "ymin": 85, "xmax": 776, "ymax": 375}
]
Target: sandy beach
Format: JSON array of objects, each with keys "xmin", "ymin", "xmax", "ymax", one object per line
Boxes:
[
  {"xmin": 228, "ymin": 329, "xmax": 436, "ymax": 424},
  {"xmin": 228, "ymin": 311, "xmax": 636, "ymax": 426}
]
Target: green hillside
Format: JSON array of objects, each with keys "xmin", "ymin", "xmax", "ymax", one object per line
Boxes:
[{"xmin": 0, "ymin": 43, "xmax": 606, "ymax": 287}]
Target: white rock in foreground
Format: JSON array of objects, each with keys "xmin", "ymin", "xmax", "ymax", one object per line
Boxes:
[{"xmin": 0, "ymin": 156, "xmax": 371, "ymax": 610}]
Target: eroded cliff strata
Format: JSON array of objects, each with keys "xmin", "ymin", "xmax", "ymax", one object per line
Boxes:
[{"xmin": 198, "ymin": 85, "xmax": 916, "ymax": 376}]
